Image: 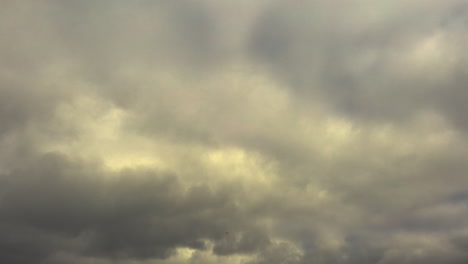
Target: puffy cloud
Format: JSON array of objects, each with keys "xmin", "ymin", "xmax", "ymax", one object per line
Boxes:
[{"xmin": 1, "ymin": 0, "xmax": 468, "ymax": 263}]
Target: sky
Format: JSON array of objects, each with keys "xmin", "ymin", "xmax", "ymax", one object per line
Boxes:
[{"xmin": 1, "ymin": 0, "xmax": 468, "ymax": 263}]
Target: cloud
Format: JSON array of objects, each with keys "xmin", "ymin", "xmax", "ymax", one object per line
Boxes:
[
  {"xmin": 1, "ymin": 0, "xmax": 468, "ymax": 263},
  {"xmin": 0, "ymin": 152, "xmax": 271, "ymax": 262},
  {"xmin": 248, "ymin": 0, "xmax": 468, "ymax": 128}
]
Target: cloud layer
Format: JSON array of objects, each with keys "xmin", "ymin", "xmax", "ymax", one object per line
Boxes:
[{"xmin": 1, "ymin": 1, "xmax": 468, "ymax": 263}]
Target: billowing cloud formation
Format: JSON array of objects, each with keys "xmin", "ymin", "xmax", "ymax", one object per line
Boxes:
[{"xmin": 1, "ymin": 1, "xmax": 468, "ymax": 263}]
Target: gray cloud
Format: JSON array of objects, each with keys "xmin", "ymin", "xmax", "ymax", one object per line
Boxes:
[
  {"xmin": 2, "ymin": 0, "xmax": 468, "ymax": 263},
  {"xmin": 248, "ymin": 0, "xmax": 468, "ymax": 128},
  {"xmin": 0, "ymin": 152, "xmax": 272, "ymax": 263}
]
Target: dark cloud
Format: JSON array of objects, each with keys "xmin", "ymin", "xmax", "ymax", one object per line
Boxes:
[
  {"xmin": 0, "ymin": 152, "xmax": 271, "ymax": 263},
  {"xmin": 2, "ymin": 0, "xmax": 468, "ymax": 263}
]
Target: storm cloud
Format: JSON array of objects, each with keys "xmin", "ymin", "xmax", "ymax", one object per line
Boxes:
[{"xmin": 1, "ymin": 0, "xmax": 468, "ymax": 263}]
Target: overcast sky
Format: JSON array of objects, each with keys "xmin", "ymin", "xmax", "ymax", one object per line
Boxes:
[{"xmin": 1, "ymin": 0, "xmax": 468, "ymax": 263}]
